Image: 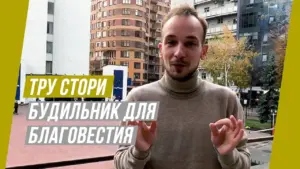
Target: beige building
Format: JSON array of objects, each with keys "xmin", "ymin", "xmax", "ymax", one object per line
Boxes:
[{"xmin": 90, "ymin": 0, "xmax": 170, "ymax": 87}]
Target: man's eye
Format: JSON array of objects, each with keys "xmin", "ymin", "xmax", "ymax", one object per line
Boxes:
[
  {"xmin": 167, "ymin": 40, "xmax": 176, "ymax": 45},
  {"xmin": 186, "ymin": 42, "xmax": 197, "ymax": 47}
]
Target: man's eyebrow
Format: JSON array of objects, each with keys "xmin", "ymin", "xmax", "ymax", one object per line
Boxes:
[
  {"xmin": 186, "ymin": 36, "xmax": 199, "ymax": 41},
  {"xmin": 165, "ymin": 35, "xmax": 176, "ymax": 39}
]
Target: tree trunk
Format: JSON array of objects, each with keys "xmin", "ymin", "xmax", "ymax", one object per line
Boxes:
[{"xmin": 224, "ymin": 64, "xmax": 228, "ymax": 87}]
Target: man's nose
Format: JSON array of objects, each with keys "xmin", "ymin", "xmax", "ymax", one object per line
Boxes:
[{"xmin": 174, "ymin": 44, "xmax": 186, "ymax": 59}]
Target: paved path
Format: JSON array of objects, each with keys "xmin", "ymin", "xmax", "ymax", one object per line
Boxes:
[{"xmin": 6, "ymin": 105, "xmax": 118, "ymax": 169}]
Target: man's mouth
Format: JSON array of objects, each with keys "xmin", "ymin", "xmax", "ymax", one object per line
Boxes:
[{"xmin": 171, "ymin": 64, "xmax": 186, "ymax": 71}]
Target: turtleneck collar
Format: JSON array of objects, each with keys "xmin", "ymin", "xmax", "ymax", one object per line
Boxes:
[{"xmin": 158, "ymin": 70, "xmax": 202, "ymax": 95}]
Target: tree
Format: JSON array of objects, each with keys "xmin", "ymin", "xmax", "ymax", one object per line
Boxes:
[
  {"xmin": 257, "ymin": 54, "xmax": 280, "ymax": 123},
  {"xmin": 200, "ymin": 25, "xmax": 258, "ymax": 90},
  {"xmin": 268, "ymin": 0, "xmax": 292, "ymax": 87}
]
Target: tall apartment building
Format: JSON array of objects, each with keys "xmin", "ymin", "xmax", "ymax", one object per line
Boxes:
[
  {"xmin": 194, "ymin": 0, "xmax": 238, "ymax": 39},
  {"xmin": 17, "ymin": 0, "xmax": 91, "ymax": 103},
  {"xmin": 192, "ymin": 0, "xmax": 238, "ymax": 82},
  {"xmin": 90, "ymin": 0, "xmax": 170, "ymax": 86},
  {"xmin": 238, "ymin": 0, "xmax": 292, "ymax": 86}
]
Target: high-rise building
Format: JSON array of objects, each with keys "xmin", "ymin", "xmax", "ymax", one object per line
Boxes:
[
  {"xmin": 90, "ymin": 0, "xmax": 170, "ymax": 87},
  {"xmin": 18, "ymin": 0, "xmax": 90, "ymax": 103},
  {"xmin": 238, "ymin": 0, "xmax": 292, "ymax": 86},
  {"xmin": 194, "ymin": 0, "xmax": 238, "ymax": 40},
  {"xmin": 192, "ymin": 0, "xmax": 238, "ymax": 82}
]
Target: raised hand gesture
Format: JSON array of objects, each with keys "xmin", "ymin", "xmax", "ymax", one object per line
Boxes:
[
  {"xmin": 209, "ymin": 115, "xmax": 244, "ymax": 155},
  {"xmin": 128, "ymin": 121, "xmax": 157, "ymax": 152}
]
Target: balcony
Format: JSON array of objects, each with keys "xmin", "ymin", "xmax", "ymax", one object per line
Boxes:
[
  {"xmin": 194, "ymin": 0, "xmax": 212, "ymax": 5},
  {"xmin": 204, "ymin": 6, "xmax": 238, "ymax": 19},
  {"xmin": 207, "ymin": 24, "xmax": 237, "ymax": 35},
  {"xmin": 150, "ymin": 6, "xmax": 158, "ymax": 12}
]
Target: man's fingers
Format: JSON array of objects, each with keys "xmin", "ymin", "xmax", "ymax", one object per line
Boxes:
[
  {"xmin": 230, "ymin": 115, "xmax": 237, "ymax": 129},
  {"xmin": 238, "ymin": 120, "xmax": 244, "ymax": 129},
  {"xmin": 233, "ymin": 129, "xmax": 244, "ymax": 143},
  {"xmin": 209, "ymin": 123, "xmax": 219, "ymax": 136},
  {"xmin": 214, "ymin": 118, "xmax": 233, "ymax": 130},
  {"xmin": 150, "ymin": 121, "xmax": 157, "ymax": 133},
  {"xmin": 127, "ymin": 121, "xmax": 138, "ymax": 126},
  {"xmin": 219, "ymin": 125, "xmax": 227, "ymax": 137}
]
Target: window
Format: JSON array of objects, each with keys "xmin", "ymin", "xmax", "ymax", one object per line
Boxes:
[
  {"xmin": 135, "ymin": 31, "xmax": 142, "ymax": 38},
  {"xmin": 47, "ymin": 22, "xmax": 54, "ymax": 34},
  {"xmin": 134, "ymin": 73, "xmax": 140, "ymax": 79},
  {"xmin": 97, "ymin": 32, "xmax": 101, "ymax": 38},
  {"xmin": 134, "ymin": 62, "xmax": 141, "ymax": 69},
  {"xmin": 97, "ymin": 12, "xmax": 102, "ymax": 18},
  {"xmin": 48, "ymin": 2, "xmax": 54, "ymax": 14},
  {"xmin": 103, "ymin": 0, "xmax": 108, "ymax": 6},
  {"xmin": 201, "ymin": 73, "xmax": 206, "ymax": 79},
  {"xmin": 46, "ymin": 61, "xmax": 52, "ymax": 74},
  {"xmin": 136, "ymin": 0, "xmax": 143, "ymax": 6},
  {"xmin": 269, "ymin": 16, "xmax": 275, "ymax": 24},
  {"xmin": 123, "ymin": 8, "xmax": 131, "ymax": 15},
  {"xmin": 262, "ymin": 54, "xmax": 268, "ymax": 62},
  {"xmin": 96, "ymin": 42, "xmax": 101, "ymax": 47},
  {"xmin": 121, "ymin": 41, "xmax": 130, "ymax": 47},
  {"xmin": 250, "ymin": 0, "xmax": 254, "ymax": 4},
  {"xmin": 120, "ymin": 61, "xmax": 129, "ymax": 66},
  {"xmin": 204, "ymin": 7, "xmax": 209, "ymax": 13},
  {"xmin": 46, "ymin": 41, "xmax": 53, "ymax": 54},
  {"xmin": 135, "ymin": 52, "xmax": 142, "ymax": 58},
  {"xmin": 135, "ymin": 42, "xmax": 143, "ymax": 48},
  {"xmin": 233, "ymin": 18, "xmax": 237, "ymax": 24},
  {"xmin": 102, "ymin": 11, "xmax": 107, "ymax": 17},
  {"xmin": 121, "ymin": 51, "xmax": 130, "ymax": 58},
  {"xmin": 102, "ymin": 41, "xmax": 107, "ymax": 47},
  {"xmin": 123, "ymin": 0, "xmax": 131, "ymax": 4},
  {"xmin": 135, "ymin": 10, "xmax": 142, "ymax": 16},
  {"xmin": 143, "ymin": 63, "xmax": 147, "ymax": 70},
  {"xmin": 143, "ymin": 73, "xmax": 147, "ymax": 79},
  {"xmin": 217, "ymin": 17, "xmax": 223, "ymax": 24},
  {"xmin": 136, "ymin": 21, "xmax": 142, "ymax": 27},
  {"xmin": 241, "ymin": 12, "xmax": 257, "ymax": 28},
  {"xmin": 122, "ymin": 19, "xmax": 129, "ymax": 25},
  {"xmin": 102, "ymin": 31, "xmax": 107, "ymax": 37},
  {"xmin": 121, "ymin": 30, "xmax": 129, "ymax": 36},
  {"xmin": 263, "ymin": 34, "xmax": 268, "ymax": 42}
]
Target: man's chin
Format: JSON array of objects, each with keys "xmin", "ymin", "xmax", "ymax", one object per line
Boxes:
[{"xmin": 168, "ymin": 72, "xmax": 191, "ymax": 81}]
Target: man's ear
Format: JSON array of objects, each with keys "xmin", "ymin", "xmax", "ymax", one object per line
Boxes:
[
  {"xmin": 158, "ymin": 42, "xmax": 163, "ymax": 58},
  {"xmin": 200, "ymin": 44, "xmax": 208, "ymax": 60}
]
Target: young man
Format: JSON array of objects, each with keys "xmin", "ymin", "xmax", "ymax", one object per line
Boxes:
[{"xmin": 114, "ymin": 5, "xmax": 250, "ymax": 169}]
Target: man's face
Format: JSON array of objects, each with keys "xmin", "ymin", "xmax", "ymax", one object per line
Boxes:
[{"xmin": 159, "ymin": 15, "xmax": 208, "ymax": 81}]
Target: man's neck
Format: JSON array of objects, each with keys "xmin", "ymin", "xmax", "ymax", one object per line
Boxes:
[{"xmin": 159, "ymin": 70, "xmax": 201, "ymax": 94}]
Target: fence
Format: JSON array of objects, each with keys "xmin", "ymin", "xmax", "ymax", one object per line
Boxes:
[{"xmin": 6, "ymin": 136, "xmax": 274, "ymax": 169}]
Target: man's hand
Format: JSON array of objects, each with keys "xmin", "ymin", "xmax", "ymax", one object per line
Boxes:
[
  {"xmin": 128, "ymin": 121, "xmax": 157, "ymax": 152},
  {"xmin": 209, "ymin": 115, "xmax": 244, "ymax": 155}
]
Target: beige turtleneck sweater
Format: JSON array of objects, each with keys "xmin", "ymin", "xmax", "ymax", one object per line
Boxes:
[{"xmin": 114, "ymin": 71, "xmax": 251, "ymax": 169}]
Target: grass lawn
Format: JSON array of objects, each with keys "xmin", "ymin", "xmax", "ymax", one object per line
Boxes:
[{"xmin": 245, "ymin": 119, "xmax": 272, "ymax": 130}]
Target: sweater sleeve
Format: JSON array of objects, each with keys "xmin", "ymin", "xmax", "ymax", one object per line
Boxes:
[
  {"xmin": 217, "ymin": 93, "xmax": 251, "ymax": 169},
  {"xmin": 113, "ymin": 88, "xmax": 151, "ymax": 169}
]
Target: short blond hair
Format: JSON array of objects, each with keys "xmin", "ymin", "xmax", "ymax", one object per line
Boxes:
[{"xmin": 162, "ymin": 4, "xmax": 208, "ymax": 44}]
